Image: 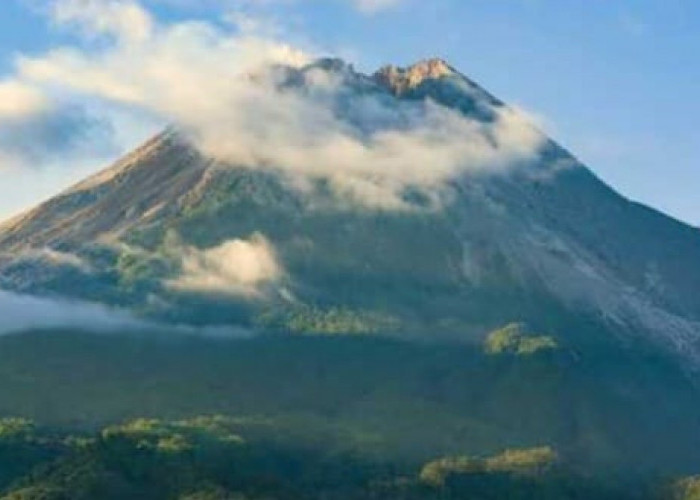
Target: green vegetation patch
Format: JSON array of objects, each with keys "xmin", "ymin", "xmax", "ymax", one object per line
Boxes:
[
  {"xmin": 0, "ymin": 416, "xmax": 683, "ymax": 499},
  {"xmin": 257, "ymin": 305, "xmax": 401, "ymax": 336},
  {"xmin": 674, "ymin": 476, "xmax": 700, "ymax": 500},
  {"xmin": 101, "ymin": 416, "xmax": 245, "ymax": 454},
  {"xmin": 419, "ymin": 446, "xmax": 557, "ymax": 487},
  {"xmin": 484, "ymin": 323, "xmax": 558, "ymax": 356},
  {"xmin": 116, "ymin": 246, "xmax": 176, "ymax": 287},
  {"xmin": 0, "ymin": 419, "xmax": 34, "ymax": 440}
]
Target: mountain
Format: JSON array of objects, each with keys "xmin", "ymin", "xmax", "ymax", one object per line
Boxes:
[
  {"xmin": 0, "ymin": 57, "xmax": 698, "ymax": 364},
  {"xmin": 1, "ymin": 58, "xmax": 700, "ymax": 492}
]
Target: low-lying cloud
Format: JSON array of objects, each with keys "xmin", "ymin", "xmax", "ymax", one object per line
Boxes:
[
  {"xmin": 0, "ymin": 290, "xmax": 253, "ymax": 337},
  {"xmin": 10, "ymin": 247, "xmax": 91, "ymax": 272},
  {"xmin": 168, "ymin": 234, "xmax": 282, "ymax": 296},
  {"xmin": 0, "ymin": 290, "xmax": 146, "ymax": 335}
]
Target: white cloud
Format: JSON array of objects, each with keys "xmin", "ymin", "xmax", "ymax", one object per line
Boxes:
[
  {"xmin": 53, "ymin": 0, "xmax": 155, "ymax": 44},
  {"xmin": 169, "ymin": 234, "xmax": 282, "ymax": 296},
  {"xmin": 188, "ymin": 81, "xmax": 543, "ymax": 208},
  {"xmin": 0, "ymin": 81, "xmax": 50, "ymax": 120},
  {"xmin": 8, "ymin": 0, "xmax": 544, "ymax": 210},
  {"xmin": 20, "ymin": 2, "xmax": 310, "ymax": 107}
]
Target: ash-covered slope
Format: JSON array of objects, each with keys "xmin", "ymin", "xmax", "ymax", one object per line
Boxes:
[
  {"xmin": 0, "ymin": 131, "xmax": 209, "ymax": 249},
  {"xmin": 0, "ymin": 58, "xmax": 699, "ymax": 365}
]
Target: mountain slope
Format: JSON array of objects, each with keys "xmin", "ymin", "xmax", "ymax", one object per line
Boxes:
[
  {"xmin": 0, "ymin": 58, "xmax": 699, "ymax": 366},
  {"xmin": 0, "ymin": 329, "xmax": 698, "ymax": 476},
  {"xmin": 1, "ymin": 58, "xmax": 700, "ymax": 487}
]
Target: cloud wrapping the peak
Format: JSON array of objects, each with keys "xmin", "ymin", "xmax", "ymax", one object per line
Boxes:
[{"xmin": 9, "ymin": 0, "xmax": 544, "ymax": 209}]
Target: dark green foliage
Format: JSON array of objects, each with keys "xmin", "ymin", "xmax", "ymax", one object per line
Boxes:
[
  {"xmin": 419, "ymin": 446, "xmax": 557, "ymax": 486},
  {"xmin": 116, "ymin": 250, "xmax": 172, "ymax": 289},
  {"xmin": 0, "ymin": 327, "xmax": 695, "ymax": 498},
  {"xmin": 484, "ymin": 323, "xmax": 558, "ymax": 356},
  {"xmin": 0, "ymin": 326, "xmax": 698, "ymax": 477},
  {"xmin": 256, "ymin": 304, "xmax": 401, "ymax": 335},
  {"xmin": 0, "ymin": 419, "xmax": 69, "ymax": 493},
  {"xmin": 0, "ymin": 418, "xmax": 671, "ymax": 500}
]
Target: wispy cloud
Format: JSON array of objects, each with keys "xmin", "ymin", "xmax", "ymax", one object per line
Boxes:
[
  {"xmin": 11, "ymin": 247, "xmax": 91, "ymax": 272},
  {"xmin": 0, "ymin": 289, "xmax": 146, "ymax": 335},
  {"xmin": 54, "ymin": 0, "xmax": 154, "ymax": 43},
  {"xmin": 0, "ymin": 289, "xmax": 253, "ymax": 337},
  {"xmin": 0, "ymin": 81, "xmax": 49, "ymax": 120}
]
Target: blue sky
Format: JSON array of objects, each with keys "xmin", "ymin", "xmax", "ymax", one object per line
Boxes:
[{"xmin": 0, "ymin": 0, "xmax": 698, "ymax": 225}]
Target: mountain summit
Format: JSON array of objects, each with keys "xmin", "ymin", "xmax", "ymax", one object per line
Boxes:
[
  {"xmin": 0, "ymin": 58, "xmax": 699, "ymax": 366},
  {"xmin": 374, "ymin": 58, "xmax": 456, "ymax": 94}
]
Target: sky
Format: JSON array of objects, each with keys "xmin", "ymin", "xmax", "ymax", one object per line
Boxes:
[{"xmin": 0, "ymin": 0, "xmax": 698, "ymax": 226}]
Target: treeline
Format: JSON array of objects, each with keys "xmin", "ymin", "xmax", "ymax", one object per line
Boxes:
[{"xmin": 0, "ymin": 416, "xmax": 689, "ymax": 499}]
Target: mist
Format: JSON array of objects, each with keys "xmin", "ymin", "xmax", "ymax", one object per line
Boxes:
[
  {"xmin": 0, "ymin": 290, "xmax": 146, "ymax": 335},
  {"xmin": 0, "ymin": 290, "xmax": 251, "ymax": 338}
]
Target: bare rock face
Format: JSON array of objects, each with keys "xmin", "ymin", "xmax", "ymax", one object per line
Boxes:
[
  {"xmin": 0, "ymin": 131, "xmax": 210, "ymax": 251},
  {"xmin": 374, "ymin": 58, "xmax": 455, "ymax": 95}
]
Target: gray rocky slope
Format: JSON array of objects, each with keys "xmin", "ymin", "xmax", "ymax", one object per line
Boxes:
[{"xmin": 0, "ymin": 58, "xmax": 699, "ymax": 367}]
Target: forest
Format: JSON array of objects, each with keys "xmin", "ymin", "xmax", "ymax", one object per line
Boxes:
[{"xmin": 0, "ymin": 415, "xmax": 692, "ymax": 499}]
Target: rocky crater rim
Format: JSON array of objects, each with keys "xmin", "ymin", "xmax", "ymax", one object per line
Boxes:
[
  {"xmin": 373, "ymin": 58, "xmax": 456, "ymax": 93},
  {"xmin": 305, "ymin": 57, "xmax": 457, "ymax": 93}
]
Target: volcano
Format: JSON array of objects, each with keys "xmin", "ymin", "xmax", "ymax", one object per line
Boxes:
[
  {"xmin": 1, "ymin": 58, "xmax": 700, "ymax": 488},
  {"xmin": 1, "ymin": 57, "xmax": 698, "ymax": 365}
]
